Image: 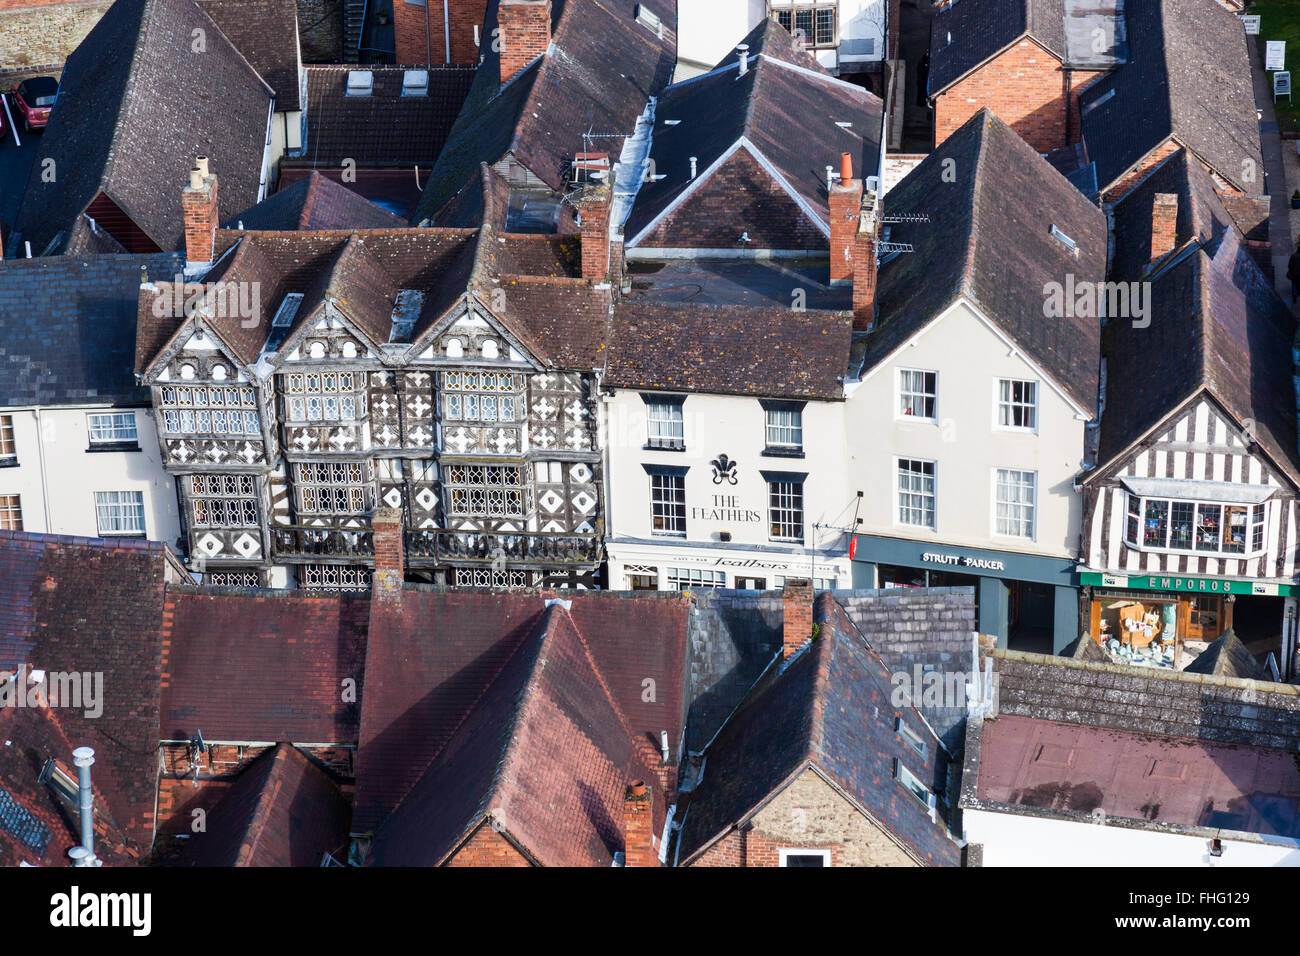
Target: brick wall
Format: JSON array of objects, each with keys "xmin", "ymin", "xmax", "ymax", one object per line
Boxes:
[
  {"xmin": 933, "ymin": 40, "xmax": 1103, "ymax": 153},
  {"xmin": 1100, "ymin": 139, "xmax": 1182, "ymax": 204},
  {"xmin": 638, "ymin": 148, "xmax": 828, "ymax": 251},
  {"xmin": 689, "ymin": 769, "xmax": 920, "ymax": 867},
  {"xmin": 446, "ymin": 820, "xmax": 532, "ymax": 866},
  {"xmin": 0, "ymin": 0, "xmax": 111, "ymax": 72},
  {"xmin": 498, "ymin": 0, "xmax": 550, "ymax": 83},
  {"xmin": 394, "ymin": 0, "xmax": 487, "ymax": 66}
]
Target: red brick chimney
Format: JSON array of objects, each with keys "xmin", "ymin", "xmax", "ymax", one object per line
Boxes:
[
  {"xmin": 852, "ymin": 189, "xmax": 879, "ymax": 331},
  {"xmin": 624, "ymin": 780, "xmax": 655, "ymax": 867},
  {"xmin": 1151, "ymin": 192, "xmax": 1177, "ymax": 264},
  {"xmin": 498, "ymin": 0, "xmax": 551, "ymax": 84},
  {"xmin": 576, "ymin": 181, "xmax": 612, "ymax": 283},
  {"xmin": 782, "ymin": 578, "xmax": 815, "ymax": 660},
  {"xmin": 829, "ymin": 152, "xmax": 863, "ymax": 284},
  {"xmin": 182, "ymin": 156, "xmax": 219, "ymax": 268},
  {"xmin": 372, "ymin": 506, "xmax": 405, "ymax": 602}
]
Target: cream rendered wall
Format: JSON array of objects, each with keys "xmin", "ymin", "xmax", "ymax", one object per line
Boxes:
[
  {"xmin": 965, "ymin": 807, "xmax": 1300, "ymax": 867},
  {"xmin": 603, "ymin": 388, "xmax": 851, "ymax": 562},
  {"xmin": 0, "ymin": 405, "xmax": 180, "ymax": 543},
  {"xmin": 845, "ymin": 299, "xmax": 1089, "ymax": 560}
]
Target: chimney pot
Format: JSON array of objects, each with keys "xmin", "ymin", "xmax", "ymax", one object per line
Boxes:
[
  {"xmin": 737, "ymin": 43, "xmax": 750, "ymax": 75},
  {"xmin": 782, "ymin": 578, "xmax": 815, "ymax": 660},
  {"xmin": 195, "ymin": 155, "xmax": 210, "ymax": 179},
  {"xmin": 72, "ymin": 747, "xmax": 95, "ymax": 864},
  {"xmin": 840, "ymin": 152, "xmax": 853, "ymax": 183},
  {"xmin": 1151, "ymin": 192, "xmax": 1178, "ymax": 264}
]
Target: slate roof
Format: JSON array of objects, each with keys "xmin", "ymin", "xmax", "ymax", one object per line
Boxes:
[
  {"xmin": 606, "ymin": 301, "xmax": 852, "ymax": 400},
  {"xmin": 171, "ymin": 744, "xmax": 351, "ymax": 866},
  {"xmin": 991, "ymin": 648, "xmax": 1300, "ymax": 749},
  {"xmin": 413, "ymin": 0, "xmax": 677, "ymax": 223},
  {"xmin": 12, "ymin": 0, "xmax": 274, "ymax": 256},
  {"xmin": 354, "ymin": 588, "xmax": 690, "ymax": 861},
  {"xmin": 159, "ymin": 587, "xmax": 369, "ymax": 744},
  {"xmin": 1095, "ymin": 158, "xmax": 1300, "ymax": 485},
  {"xmin": 973, "ymin": 713, "xmax": 1300, "ymax": 838},
  {"xmin": 299, "ymin": 65, "xmax": 476, "ymax": 167},
  {"xmin": 1078, "ymin": 0, "xmax": 1262, "ymax": 194},
  {"xmin": 863, "ymin": 109, "xmax": 1107, "ymax": 415},
  {"xmin": 224, "ymin": 172, "xmax": 408, "ymax": 231},
  {"xmin": 928, "ymin": 0, "xmax": 1066, "ymax": 94},
  {"xmin": 197, "ymin": 0, "xmax": 302, "ymax": 110},
  {"xmin": 0, "ymin": 531, "xmax": 174, "ymax": 849},
  {"xmin": 676, "ymin": 593, "xmax": 961, "ymax": 866},
  {"xmin": 368, "ymin": 602, "xmax": 671, "ymax": 866},
  {"xmin": 0, "ymin": 252, "xmax": 185, "ymax": 407},
  {"xmin": 625, "ymin": 20, "xmax": 884, "ymax": 247},
  {"xmin": 1183, "ymin": 630, "xmax": 1265, "ymax": 681}
]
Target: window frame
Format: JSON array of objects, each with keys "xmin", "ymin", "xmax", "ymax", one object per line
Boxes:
[
  {"xmin": 0, "ymin": 493, "xmax": 22, "ymax": 530},
  {"xmin": 1123, "ymin": 493, "xmax": 1268, "ymax": 558},
  {"xmin": 666, "ymin": 567, "xmax": 726, "ymax": 590},
  {"xmin": 0, "ymin": 414, "xmax": 16, "ymax": 465},
  {"xmin": 292, "ymin": 461, "xmax": 374, "ymax": 516},
  {"xmin": 641, "ymin": 393, "xmax": 686, "ymax": 451},
  {"xmin": 761, "ymin": 399, "xmax": 805, "ymax": 457},
  {"xmin": 769, "ymin": 3, "xmax": 838, "ymax": 49},
  {"xmin": 93, "ymin": 490, "xmax": 146, "ymax": 537},
  {"xmin": 283, "ymin": 371, "xmax": 366, "ymax": 425},
  {"xmin": 442, "ymin": 462, "xmax": 527, "ymax": 519},
  {"xmin": 158, "ymin": 384, "xmax": 260, "ymax": 437},
  {"xmin": 992, "ymin": 468, "xmax": 1037, "ymax": 540},
  {"xmin": 440, "ymin": 369, "xmax": 524, "ymax": 426},
  {"xmin": 187, "ymin": 473, "xmax": 260, "ymax": 528},
  {"xmin": 896, "ymin": 457, "xmax": 937, "ymax": 529},
  {"xmin": 86, "ymin": 411, "xmax": 140, "ymax": 451},
  {"xmin": 896, "ymin": 368, "xmax": 938, "ymax": 423},
  {"xmin": 894, "ymin": 758, "xmax": 937, "ymax": 819},
  {"xmin": 994, "ymin": 378, "xmax": 1038, "ymax": 433},
  {"xmin": 777, "ymin": 848, "xmax": 832, "ymax": 867},
  {"xmin": 645, "ymin": 464, "xmax": 688, "ymax": 537},
  {"xmin": 762, "ymin": 469, "xmax": 807, "ymax": 543}
]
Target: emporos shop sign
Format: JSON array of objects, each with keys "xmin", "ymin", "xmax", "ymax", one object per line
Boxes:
[{"xmin": 1080, "ymin": 572, "xmax": 1294, "ymax": 597}]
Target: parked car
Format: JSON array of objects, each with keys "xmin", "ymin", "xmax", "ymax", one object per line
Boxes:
[{"xmin": 10, "ymin": 76, "xmax": 57, "ymax": 131}]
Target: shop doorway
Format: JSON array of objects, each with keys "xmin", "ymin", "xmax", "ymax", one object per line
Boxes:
[
  {"xmin": 1008, "ymin": 581, "xmax": 1054, "ymax": 655},
  {"xmin": 1232, "ymin": 595, "xmax": 1285, "ymax": 669}
]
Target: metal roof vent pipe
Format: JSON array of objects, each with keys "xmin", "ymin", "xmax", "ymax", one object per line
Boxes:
[
  {"xmin": 689, "ymin": 156, "xmax": 698, "ymax": 180},
  {"xmin": 73, "ymin": 747, "xmax": 99, "ymax": 866},
  {"xmin": 737, "ymin": 43, "xmax": 749, "ymax": 75}
]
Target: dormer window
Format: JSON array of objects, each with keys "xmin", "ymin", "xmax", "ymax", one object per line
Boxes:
[
  {"xmin": 445, "ymin": 338, "xmax": 465, "ymax": 359},
  {"xmin": 481, "ymin": 340, "xmax": 500, "ymax": 360},
  {"xmin": 271, "ymin": 293, "xmax": 303, "ymax": 328},
  {"xmin": 212, "ymin": 364, "xmax": 228, "ymax": 381}
]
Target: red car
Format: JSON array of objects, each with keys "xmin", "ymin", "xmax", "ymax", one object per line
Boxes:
[{"xmin": 10, "ymin": 76, "xmax": 57, "ymax": 131}]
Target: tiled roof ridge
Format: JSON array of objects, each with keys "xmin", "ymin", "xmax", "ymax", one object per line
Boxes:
[
  {"xmin": 993, "ymin": 646, "xmax": 1300, "ymax": 697},
  {"xmin": 388, "ymin": 598, "xmax": 549, "ymax": 836},
  {"xmin": 230, "ymin": 744, "xmax": 288, "ymax": 865},
  {"xmin": 954, "ymin": 112, "xmax": 989, "ymax": 306},
  {"xmin": 297, "ymin": 172, "xmax": 323, "ymax": 229},
  {"xmin": 0, "ymin": 529, "xmax": 169, "ymax": 553}
]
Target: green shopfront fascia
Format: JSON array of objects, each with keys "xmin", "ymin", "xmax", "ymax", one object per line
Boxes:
[{"xmin": 850, "ymin": 534, "xmax": 1079, "ymax": 652}]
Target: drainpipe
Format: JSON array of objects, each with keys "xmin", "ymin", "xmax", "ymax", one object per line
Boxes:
[
  {"xmin": 73, "ymin": 747, "xmax": 97, "ymax": 865},
  {"xmin": 443, "ymin": 0, "xmax": 452, "ymax": 63}
]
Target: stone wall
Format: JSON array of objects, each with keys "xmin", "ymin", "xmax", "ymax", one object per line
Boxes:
[{"xmin": 0, "ymin": 0, "xmax": 112, "ymax": 73}]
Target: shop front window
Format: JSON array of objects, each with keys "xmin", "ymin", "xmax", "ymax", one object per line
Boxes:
[{"xmin": 1125, "ymin": 494, "xmax": 1267, "ymax": 557}]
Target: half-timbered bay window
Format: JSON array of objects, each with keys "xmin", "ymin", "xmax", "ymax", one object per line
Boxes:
[
  {"xmin": 770, "ymin": 3, "xmax": 837, "ymax": 48},
  {"xmin": 188, "ymin": 474, "xmax": 259, "ymax": 527},
  {"xmin": 293, "ymin": 461, "xmax": 373, "ymax": 514},
  {"xmin": 284, "ymin": 372, "xmax": 365, "ymax": 422},
  {"xmin": 159, "ymin": 385, "xmax": 259, "ymax": 436},
  {"xmin": 441, "ymin": 370, "xmax": 524, "ymax": 423},
  {"xmin": 443, "ymin": 463, "xmax": 527, "ymax": 517},
  {"xmin": 1125, "ymin": 493, "xmax": 1267, "ymax": 557}
]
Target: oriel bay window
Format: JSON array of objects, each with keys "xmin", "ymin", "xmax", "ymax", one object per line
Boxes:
[
  {"xmin": 189, "ymin": 474, "xmax": 259, "ymax": 527},
  {"xmin": 284, "ymin": 372, "xmax": 364, "ymax": 422},
  {"xmin": 441, "ymin": 370, "xmax": 524, "ymax": 423},
  {"xmin": 443, "ymin": 463, "xmax": 527, "ymax": 517},
  {"xmin": 159, "ymin": 385, "xmax": 260, "ymax": 436},
  {"xmin": 293, "ymin": 461, "xmax": 373, "ymax": 514},
  {"xmin": 1125, "ymin": 493, "xmax": 1267, "ymax": 557}
]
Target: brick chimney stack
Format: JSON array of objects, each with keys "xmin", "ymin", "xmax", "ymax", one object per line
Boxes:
[
  {"xmin": 182, "ymin": 156, "xmax": 219, "ymax": 270},
  {"xmin": 829, "ymin": 152, "xmax": 863, "ymax": 285},
  {"xmin": 372, "ymin": 506, "xmax": 405, "ymax": 603},
  {"xmin": 576, "ymin": 181, "xmax": 613, "ymax": 283},
  {"xmin": 1151, "ymin": 192, "xmax": 1178, "ymax": 264},
  {"xmin": 782, "ymin": 578, "xmax": 815, "ymax": 660},
  {"xmin": 852, "ymin": 189, "xmax": 880, "ymax": 331},
  {"xmin": 499, "ymin": 0, "xmax": 551, "ymax": 84},
  {"xmin": 623, "ymin": 780, "xmax": 656, "ymax": 867}
]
